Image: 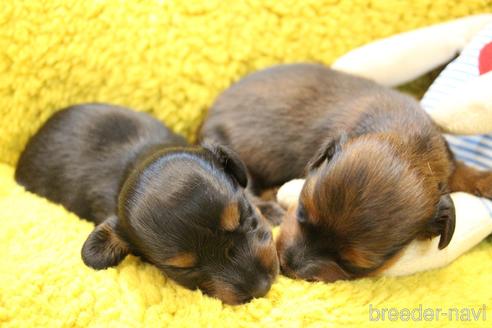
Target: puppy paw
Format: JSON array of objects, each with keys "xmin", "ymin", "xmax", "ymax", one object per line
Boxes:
[
  {"xmin": 256, "ymin": 201, "xmax": 285, "ymax": 226},
  {"xmin": 475, "ymin": 173, "xmax": 492, "ymax": 199}
]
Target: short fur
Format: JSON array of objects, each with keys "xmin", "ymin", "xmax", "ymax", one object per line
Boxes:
[
  {"xmin": 200, "ymin": 64, "xmax": 492, "ymax": 282},
  {"xmin": 16, "ymin": 103, "xmax": 278, "ymax": 304}
]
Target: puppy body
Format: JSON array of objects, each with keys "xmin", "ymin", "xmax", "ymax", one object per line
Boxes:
[
  {"xmin": 200, "ymin": 64, "xmax": 492, "ymax": 281},
  {"xmin": 16, "ymin": 104, "xmax": 278, "ymax": 304},
  {"xmin": 202, "ymin": 64, "xmax": 446, "ymax": 189},
  {"xmin": 16, "ymin": 103, "xmax": 187, "ymax": 223}
]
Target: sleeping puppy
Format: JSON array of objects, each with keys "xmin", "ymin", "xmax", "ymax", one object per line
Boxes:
[
  {"xmin": 200, "ymin": 63, "xmax": 492, "ymax": 282},
  {"xmin": 15, "ymin": 104, "xmax": 278, "ymax": 304}
]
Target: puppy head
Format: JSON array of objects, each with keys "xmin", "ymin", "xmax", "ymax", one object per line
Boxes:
[
  {"xmin": 277, "ymin": 135, "xmax": 455, "ymax": 282},
  {"xmin": 82, "ymin": 144, "xmax": 278, "ymax": 304}
]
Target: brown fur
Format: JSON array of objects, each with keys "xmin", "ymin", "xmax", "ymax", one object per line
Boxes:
[
  {"xmin": 220, "ymin": 202, "xmax": 240, "ymax": 231},
  {"xmin": 163, "ymin": 252, "xmax": 197, "ymax": 268},
  {"xmin": 201, "ymin": 64, "xmax": 491, "ymax": 282},
  {"xmin": 342, "ymin": 248, "xmax": 376, "ymax": 270},
  {"xmin": 449, "ymin": 161, "xmax": 492, "ymax": 198},
  {"xmin": 255, "ymin": 240, "xmax": 277, "ymax": 270},
  {"xmin": 366, "ymin": 247, "xmax": 407, "ymax": 277},
  {"xmin": 206, "ymin": 281, "xmax": 242, "ymax": 305}
]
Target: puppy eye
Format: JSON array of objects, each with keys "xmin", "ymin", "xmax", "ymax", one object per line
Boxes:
[{"xmin": 296, "ymin": 203, "xmax": 308, "ymax": 224}]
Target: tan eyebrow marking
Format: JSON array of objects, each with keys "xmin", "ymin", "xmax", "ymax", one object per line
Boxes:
[
  {"xmin": 163, "ymin": 252, "xmax": 197, "ymax": 268},
  {"xmin": 220, "ymin": 202, "xmax": 240, "ymax": 231}
]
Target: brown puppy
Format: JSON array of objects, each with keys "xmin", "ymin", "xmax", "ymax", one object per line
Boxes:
[
  {"xmin": 16, "ymin": 104, "xmax": 278, "ymax": 304},
  {"xmin": 200, "ymin": 63, "xmax": 492, "ymax": 282}
]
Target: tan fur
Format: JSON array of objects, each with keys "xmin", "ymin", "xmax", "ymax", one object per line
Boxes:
[
  {"xmin": 207, "ymin": 280, "xmax": 240, "ymax": 305},
  {"xmin": 449, "ymin": 161, "xmax": 492, "ymax": 198},
  {"xmin": 163, "ymin": 252, "xmax": 197, "ymax": 268},
  {"xmin": 299, "ymin": 178, "xmax": 319, "ymax": 224},
  {"xmin": 99, "ymin": 221, "xmax": 129, "ymax": 255},
  {"xmin": 256, "ymin": 242, "xmax": 277, "ymax": 270},
  {"xmin": 220, "ymin": 202, "xmax": 240, "ymax": 231},
  {"xmin": 342, "ymin": 248, "xmax": 377, "ymax": 270},
  {"xmin": 276, "ymin": 207, "xmax": 299, "ymax": 260}
]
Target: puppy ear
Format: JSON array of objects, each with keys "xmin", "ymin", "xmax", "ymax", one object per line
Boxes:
[
  {"xmin": 422, "ymin": 194, "xmax": 456, "ymax": 249},
  {"xmin": 81, "ymin": 215, "xmax": 130, "ymax": 269},
  {"xmin": 306, "ymin": 134, "xmax": 346, "ymax": 172},
  {"xmin": 204, "ymin": 143, "xmax": 248, "ymax": 188}
]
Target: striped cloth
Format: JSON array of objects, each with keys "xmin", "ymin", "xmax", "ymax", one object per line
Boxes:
[{"xmin": 421, "ymin": 23, "xmax": 492, "ymax": 213}]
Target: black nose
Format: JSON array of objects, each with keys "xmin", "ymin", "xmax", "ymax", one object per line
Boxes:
[{"xmin": 250, "ymin": 277, "xmax": 271, "ymax": 299}]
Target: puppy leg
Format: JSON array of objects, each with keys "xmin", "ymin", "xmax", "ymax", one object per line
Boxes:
[
  {"xmin": 256, "ymin": 200, "xmax": 285, "ymax": 226},
  {"xmin": 246, "ymin": 189, "xmax": 285, "ymax": 226},
  {"xmin": 259, "ymin": 187, "xmax": 280, "ymax": 202},
  {"xmin": 449, "ymin": 161, "xmax": 492, "ymax": 198}
]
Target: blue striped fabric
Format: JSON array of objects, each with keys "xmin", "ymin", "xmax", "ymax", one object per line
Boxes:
[{"xmin": 421, "ymin": 23, "xmax": 492, "ymax": 212}]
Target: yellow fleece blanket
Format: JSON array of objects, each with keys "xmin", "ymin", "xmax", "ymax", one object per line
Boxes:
[{"xmin": 1, "ymin": 1, "xmax": 492, "ymax": 327}]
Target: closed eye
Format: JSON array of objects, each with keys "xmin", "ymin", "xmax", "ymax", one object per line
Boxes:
[{"xmin": 165, "ymin": 266, "xmax": 198, "ymax": 274}]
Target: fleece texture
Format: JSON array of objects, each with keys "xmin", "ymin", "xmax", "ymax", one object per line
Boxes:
[{"xmin": 1, "ymin": 1, "xmax": 492, "ymax": 327}]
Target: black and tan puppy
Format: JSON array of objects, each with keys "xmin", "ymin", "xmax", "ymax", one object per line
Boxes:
[
  {"xmin": 15, "ymin": 104, "xmax": 278, "ymax": 304},
  {"xmin": 200, "ymin": 63, "xmax": 492, "ymax": 282}
]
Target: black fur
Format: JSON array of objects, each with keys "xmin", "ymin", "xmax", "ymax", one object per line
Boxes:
[{"xmin": 15, "ymin": 103, "xmax": 278, "ymax": 304}]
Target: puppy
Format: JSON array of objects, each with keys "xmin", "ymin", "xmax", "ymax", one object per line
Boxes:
[
  {"xmin": 200, "ymin": 63, "xmax": 492, "ymax": 282},
  {"xmin": 15, "ymin": 104, "xmax": 278, "ymax": 304}
]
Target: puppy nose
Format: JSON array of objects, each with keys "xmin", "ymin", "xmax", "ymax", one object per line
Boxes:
[{"xmin": 250, "ymin": 278, "xmax": 271, "ymax": 299}]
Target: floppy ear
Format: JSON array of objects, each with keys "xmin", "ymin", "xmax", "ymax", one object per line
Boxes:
[
  {"xmin": 81, "ymin": 215, "xmax": 130, "ymax": 269},
  {"xmin": 203, "ymin": 143, "xmax": 248, "ymax": 188},
  {"xmin": 306, "ymin": 134, "xmax": 346, "ymax": 172},
  {"xmin": 422, "ymin": 194, "xmax": 456, "ymax": 249}
]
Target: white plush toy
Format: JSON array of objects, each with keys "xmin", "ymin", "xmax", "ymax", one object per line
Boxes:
[
  {"xmin": 332, "ymin": 14, "xmax": 492, "ymax": 135},
  {"xmin": 277, "ymin": 15, "xmax": 492, "ymax": 277}
]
